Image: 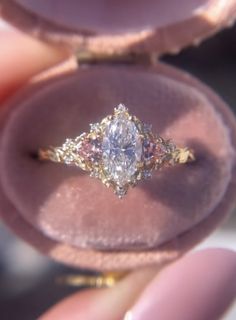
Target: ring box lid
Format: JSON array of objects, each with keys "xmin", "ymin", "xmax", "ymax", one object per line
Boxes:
[{"xmin": 1, "ymin": 0, "xmax": 236, "ymax": 58}]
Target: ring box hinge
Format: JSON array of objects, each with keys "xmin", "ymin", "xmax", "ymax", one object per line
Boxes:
[{"xmin": 76, "ymin": 50, "xmax": 158, "ymax": 67}]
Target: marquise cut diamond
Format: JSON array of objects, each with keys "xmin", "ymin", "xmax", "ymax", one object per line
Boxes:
[{"xmin": 102, "ymin": 109, "xmax": 142, "ymax": 187}]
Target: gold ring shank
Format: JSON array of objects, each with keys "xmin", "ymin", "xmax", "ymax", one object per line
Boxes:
[
  {"xmin": 56, "ymin": 271, "xmax": 127, "ymax": 288},
  {"xmin": 39, "ymin": 143, "xmax": 195, "ymax": 167},
  {"xmin": 171, "ymin": 147, "xmax": 195, "ymax": 164},
  {"xmin": 39, "ymin": 148, "xmax": 65, "ymax": 163}
]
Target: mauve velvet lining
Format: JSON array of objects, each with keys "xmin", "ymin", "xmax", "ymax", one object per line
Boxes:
[
  {"xmin": 14, "ymin": 0, "xmax": 208, "ymax": 33},
  {"xmin": 0, "ymin": 66, "xmax": 234, "ymax": 252}
]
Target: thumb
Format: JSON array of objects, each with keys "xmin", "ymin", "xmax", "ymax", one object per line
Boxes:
[{"xmin": 0, "ymin": 29, "xmax": 67, "ymax": 102}]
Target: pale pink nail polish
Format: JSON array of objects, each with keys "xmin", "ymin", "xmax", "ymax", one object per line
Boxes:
[{"xmin": 129, "ymin": 249, "xmax": 236, "ymax": 320}]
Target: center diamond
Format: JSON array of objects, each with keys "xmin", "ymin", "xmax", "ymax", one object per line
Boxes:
[{"xmin": 102, "ymin": 106, "xmax": 142, "ymax": 188}]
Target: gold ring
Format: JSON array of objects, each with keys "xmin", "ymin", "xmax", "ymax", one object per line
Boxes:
[{"xmin": 39, "ymin": 104, "xmax": 195, "ymax": 198}]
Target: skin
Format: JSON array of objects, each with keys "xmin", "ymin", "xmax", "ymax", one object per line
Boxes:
[{"xmin": 0, "ymin": 29, "xmax": 236, "ymax": 320}]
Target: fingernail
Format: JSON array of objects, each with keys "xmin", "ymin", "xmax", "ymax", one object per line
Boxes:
[
  {"xmin": 128, "ymin": 249, "xmax": 236, "ymax": 320},
  {"xmin": 124, "ymin": 311, "xmax": 133, "ymax": 320},
  {"xmin": 40, "ymin": 267, "xmax": 157, "ymax": 320}
]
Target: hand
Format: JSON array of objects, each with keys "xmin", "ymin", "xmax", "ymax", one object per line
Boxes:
[
  {"xmin": 1, "ymin": 30, "xmax": 236, "ymax": 320},
  {"xmin": 0, "ymin": 29, "xmax": 66, "ymax": 102},
  {"xmin": 40, "ymin": 249, "xmax": 236, "ymax": 320}
]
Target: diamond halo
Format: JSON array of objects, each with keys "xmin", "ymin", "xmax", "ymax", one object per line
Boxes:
[{"xmin": 78, "ymin": 103, "xmax": 161, "ymax": 197}]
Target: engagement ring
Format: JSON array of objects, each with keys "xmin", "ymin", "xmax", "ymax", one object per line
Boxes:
[{"xmin": 39, "ymin": 104, "xmax": 195, "ymax": 198}]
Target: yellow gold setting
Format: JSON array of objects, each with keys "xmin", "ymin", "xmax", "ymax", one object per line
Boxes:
[{"xmin": 39, "ymin": 104, "xmax": 195, "ymax": 197}]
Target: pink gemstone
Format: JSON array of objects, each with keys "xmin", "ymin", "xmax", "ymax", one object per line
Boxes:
[
  {"xmin": 154, "ymin": 142, "xmax": 167, "ymax": 160},
  {"xmin": 77, "ymin": 137, "xmax": 102, "ymax": 163}
]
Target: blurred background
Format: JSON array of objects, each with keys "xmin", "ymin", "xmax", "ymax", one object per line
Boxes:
[{"xmin": 0, "ymin": 19, "xmax": 236, "ymax": 320}]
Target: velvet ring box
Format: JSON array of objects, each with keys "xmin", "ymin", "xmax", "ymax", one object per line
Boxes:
[{"xmin": 0, "ymin": 0, "xmax": 236, "ymax": 271}]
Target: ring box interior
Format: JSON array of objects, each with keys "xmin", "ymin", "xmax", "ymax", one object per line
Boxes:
[{"xmin": 0, "ymin": 0, "xmax": 236, "ymax": 271}]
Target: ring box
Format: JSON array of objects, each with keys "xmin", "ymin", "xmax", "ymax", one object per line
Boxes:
[{"xmin": 0, "ymin": 0, "xmax": 236, "ymax": 271}]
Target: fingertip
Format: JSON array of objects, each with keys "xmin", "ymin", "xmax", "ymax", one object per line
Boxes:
[
  {"xmin": 0, "ymin": 29, "xmax": 68, "ymax": 102},
  {"xmin": 128, "ymin": 249, "xmax": 236, "ymax": 320}
]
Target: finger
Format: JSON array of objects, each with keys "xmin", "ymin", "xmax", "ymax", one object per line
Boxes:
[
  {"xmin": 39, "ymin": 249, "xmax": 236, "ymax": 320},
  {"xmin": 0, "ymin": 30, "xmax": 68, "ymax": 102},
  {"xmin": 127, "ymin": 249, "xmax": 236, "ymax": 320},
  {"xmin": 39, "ymin": 267, "xmax": 157, "ymax": 320}
]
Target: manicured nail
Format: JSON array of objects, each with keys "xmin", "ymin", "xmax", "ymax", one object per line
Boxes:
[
  {"xmin": 127, "ymin": 249, "xmax": 236, "ymax": 320},
  {"xmin": 40, "ymin": 267, "xmax": 157, "ymax": 320}
]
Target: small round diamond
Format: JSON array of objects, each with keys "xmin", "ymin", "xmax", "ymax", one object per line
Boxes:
[
  {"xmin": 143, "ymin": 139, "xmax": 156, "ymax": 162},
  {"xmin": 115, "ymin": 103, "xmax": 128, "ymax": 113}
]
